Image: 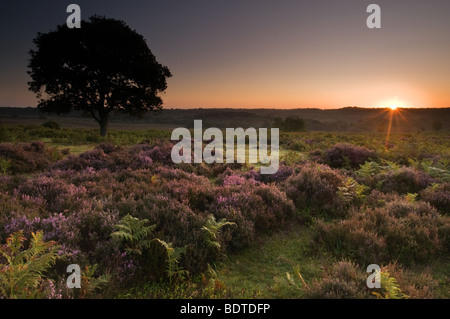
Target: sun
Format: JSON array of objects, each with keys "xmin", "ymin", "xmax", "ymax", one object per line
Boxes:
[
  {"xmin": 389, "ymin": 104, "xmax": 398, "ymax": 111},
  {"xmin": 377, "ymin": 97, "xmax": 410, "ymax": 110}
]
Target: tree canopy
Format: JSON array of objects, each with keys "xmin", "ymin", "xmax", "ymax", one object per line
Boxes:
[
  {"xmin": 28, "ymin": 16, "xmax": 172, "ymax": 136},
  {"xmin": 273, "ymin": 116, "xmax": 306, "ymax": 132}
]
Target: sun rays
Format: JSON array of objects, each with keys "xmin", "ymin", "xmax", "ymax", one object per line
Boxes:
[{"xmin": 383, "ymin": 106, "xmax": 414, "ymax": 149}]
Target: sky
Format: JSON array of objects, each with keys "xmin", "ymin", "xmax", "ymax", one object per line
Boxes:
[{"xmin": 0, "ymin": 0, "xmax": 449, "ymax": 109}]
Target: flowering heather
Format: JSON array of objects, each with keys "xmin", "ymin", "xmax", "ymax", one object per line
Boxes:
[
  {"xmin": 15, "ymin": 175, "xmax": 88, "ymax": 214},
  {"xmin": 314, "ymin": 196, "xmax": 449, "ymax": 265},
  {"xmin": 323, "ymin": 143, "xmax": 377, "ymax": 169},
  {"xmin": 222, "ymin": 174, "xmax": 254, "ymax": 186},
  {"xmin": 212, "ymin": 181, "xmax": 295, "ymax": 249},
  {"xmin": 51, "ymin": 148, "xmax": 113, "ymax": 171},
  {"xmin": 1, "ymin": 131, "xmax": 448, "ymax": 298},
  {"xmin": 215, "ymin": 166, "xmax": 293, "ymax": 186},
  {"xmin": 420, "ymin": 183, "xmax": 450, "ymax": 215},
  {"xmin": 303, "ymin": 260, "xmax": 369, "ymax": 299},
  {"xmin": 373, "ymin": 166, "xmax": 434, "ymax": 194},
  {"xmin": 0, "ymin": 141, "xmax": 61, "ymax": 174},
  {"xmin": 282, "ymin": 162, "xmax": 348, "ymax": 218},
  {"xmin": 50, "ymin": 140, "xmax": 176, "ymax": 173},
  {"xmin": 256, "ymin": 164, "xmax": 294, "ymax": 184}
]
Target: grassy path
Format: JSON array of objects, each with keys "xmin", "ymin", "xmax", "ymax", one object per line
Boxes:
[{"xmin": 216, "ymin": 224, "xmax": 331, "ymax": 298}]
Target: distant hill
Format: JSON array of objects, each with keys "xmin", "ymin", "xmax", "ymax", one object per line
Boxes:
[{"xmin": 1, "ymin": 106, "xmax": 449, "ymax": 132}]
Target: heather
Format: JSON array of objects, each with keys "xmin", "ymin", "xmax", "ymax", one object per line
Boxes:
[
  {"xmin": 314, "ymin": 194, "xmax": 449, "ymax": 266},
  {"xmin": 0, "ymin": 138, "xmax": 297, "ymax": 297},
  {"xmin": 322, "ymin": 143, "xmax": 377, "ymax": 169},
  {"xmin": 0, "ymin": 141, "xmax": 64, "ymax": 174},
  {"xmin": 282, "ymin": 162, "xmax": 359, "ymax": 219},
  {"xmin": 420, "ymin": 183, "xmax": 450, "ymax": 215},
  {"xmin": 0, "ymin": 128, "xmax": 449, "ymax": 299}
]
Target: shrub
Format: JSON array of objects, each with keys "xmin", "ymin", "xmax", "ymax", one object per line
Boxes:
[
  {"xmin": 282, "ymin": 163, "xmax": 348, "ymax": 218},
  {"xmin": 3, "ymin": 212, "xmax": 67, "ymax": 243},
  {"xmin": 378, "ymin": 263, "xmax": 439, "ymax": 299},
  {"xmin": 315, "ymin": 218, "xmax": 386, "ymax": 266},
  {"xmin": 303, "ymin": 260, "xmax": 370, "ymax": 299},
  {"xmin": 68, "ymin": 148, "xmax": 113, "ymax": 171},
  {"xmin": 0, "ymin": 192, "xmax": 45, "ymax": 240},
  {"xmin": 323, "ymin": 143, "xmax": 376, "ymax": 169},
  {"xmin": 216, "ymin": 168, "xmax": 261, "ymax": 187},
  {"xmin": 373, "ymin": 167, "xmax": 433, "ymax": 194},
  {"xmin": 51, "ymin": 141, "xmax": 177, "ymax": 173},
  {"xmin": 314, "ymin": 197, "xmax": 448, "ymax": 265},
  {"xmin": 15, "ymin": 175, "xmax": 88, "ymax": 214},
  {"xmin": 287, "ymin": 139, "xmax": 307, "ymax": 151},
  {"xmin": 41, "ymin": 121, "xmax": 60, "ymax": 130},
  {"xmin": 95, "ymin": 142, "xmax": 117, "ymax": 154},
  {"xmin": 0, "ymin": 141, "xmax": 60, "ymax": 174},
  {"xmin": 142, "ymin": 144, "xmax": 174, "ymax": 166},
  {"xmin": 212, "ymin": 181, "xmax": 295, "ymax": 249},
  {"xmin": 256, "ymin": 164, "xmax": 295, "ymax": 184},
  {"xmin": 420, "ymin": 183, "xmax": 450, "ymax": 215},
  {"xmin": 2, "ymin": 198, "xmax": 120, "ymax": 269},
  {"xmin": 58, "ymin": 203, "xmax": 120, "ymax": 265},
  {"xmin": 116, "ymin": 192, "xmax": 210, "ymax": 275}
]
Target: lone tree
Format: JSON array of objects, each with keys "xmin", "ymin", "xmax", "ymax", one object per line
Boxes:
[{"xmin": 27, "ymin": 16, "xmax": 172, "ymax": 136}]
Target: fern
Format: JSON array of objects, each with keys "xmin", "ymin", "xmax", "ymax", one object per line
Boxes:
[
  {"xmin": 111, "ymin": 214, "xmax": 156, "ymax": 255},
  {"xmin": 154, "ymin": 239, "xmax": 188, "ymax": 283},
  {"xmin": 357, "ymin": 161, "xmax": 382, "ymax": 179},
  {"xmin": 72, "ymin": 264, "xmax": 110, "ymax": 299},
  {"xmin": 406, "ymin": 157, "xmax": 450, "ymax": 182},
  {"xmin": 338, "ymin": 177, "xmax": 367, "ymax": 203},
  {"xmin": 406, "ymin": 193, "xmax": 418, "ymax": 203},
  {"xmin": 383, "ymin": 160, "xmax": 401, "ymax": 171},
  {"xmin": 280, "ymin": 151, "xmax": 308, "ymax": 165},
  {"xmin": 0, "ymin": 231, "xmax": 61, "ymax": 299},
  {"xmin": 201, "ymin": 214, "xmax": 236, "ymax": 251},
  {"xmin": 0, "ymin": 158, "xmax": 11, "ymax": 175},
  {"xmin": 372, "ymin": 271, "xmax": 408, "ymax": 299},
  {"xmin": 421, "ymin": 159, "xmax": 450, "ymax": 183}
]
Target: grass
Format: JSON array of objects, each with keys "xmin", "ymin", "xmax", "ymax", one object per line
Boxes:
[
  {"xmin": 38, "ymin": 138, "xmax": 95, "ymax": 155},
  {"xmin": 414, "ymin": 257, "xmax": 450, "ymax": 298},
  {"xmin": 53, "ymin": 144, "xmax": 96, "ymax": 156},
  {"xmin": 216, "ymin": 223, "xmax": 329, "ymax": 298},
  {"xmin": 0, "ymin": 124, "xmax": 171, "ymax": 146}
]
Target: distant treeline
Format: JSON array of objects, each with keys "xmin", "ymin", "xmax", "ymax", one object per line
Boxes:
[{"xmin": 1, "ymin": 106, "xmax": 450, "ymax": 132}]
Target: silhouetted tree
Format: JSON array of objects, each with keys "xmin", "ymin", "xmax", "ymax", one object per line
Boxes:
[{"xmin": 28, "ymin": 16, "xmax": 172, "ymax": 136}]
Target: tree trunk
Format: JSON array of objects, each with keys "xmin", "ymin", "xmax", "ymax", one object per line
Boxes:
[{"xmin": 99, "ymin": 116, "xmax": 109, "ymax": 137}]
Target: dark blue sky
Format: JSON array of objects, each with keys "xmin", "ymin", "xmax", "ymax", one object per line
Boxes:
[{"xmin": 1, "ymin": 0, "xmax": 450, "ymax": 108}]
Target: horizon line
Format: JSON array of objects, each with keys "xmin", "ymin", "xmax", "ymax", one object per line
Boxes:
[{"xmin": 1, "ymin": 105, "xmax": 450, "ymax": 111}]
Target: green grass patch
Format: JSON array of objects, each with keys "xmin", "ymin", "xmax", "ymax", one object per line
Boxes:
[
  {"xmin": 216, "ymin": 224, "xmax": 330, "ymax": 298},
  {"xmin": 57, "ymin": 144, "xmax": 96, "ymax": 156}
]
